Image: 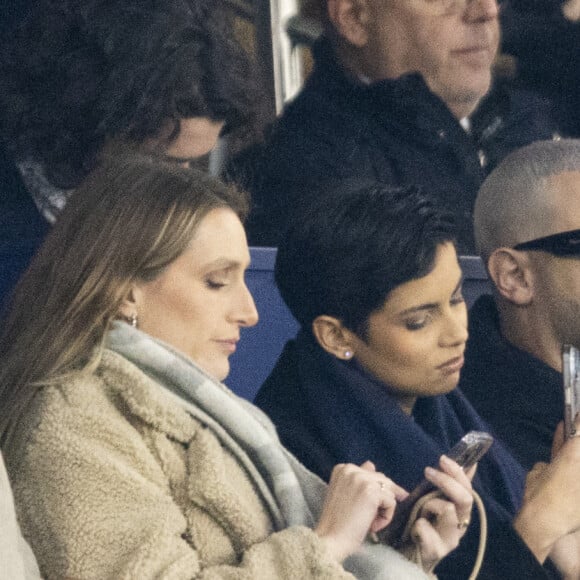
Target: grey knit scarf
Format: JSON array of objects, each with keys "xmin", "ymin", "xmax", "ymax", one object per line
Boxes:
[{"xmin": 106, "ymin": 321, "xmax": 429, "ymax": 579}]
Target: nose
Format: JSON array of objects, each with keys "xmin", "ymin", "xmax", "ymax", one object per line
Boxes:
[
  {"xmin": 464, "ymin": 0, "xmax": 498, "ymax": 21},
  {"xmin": 440, "ymin": 307, "xmax": 469, "ymax": 348},
  {"xmin": 233, "ymin": 282, "xmax": 259, "ymax": 328}
]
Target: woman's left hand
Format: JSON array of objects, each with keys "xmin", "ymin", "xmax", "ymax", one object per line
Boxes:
[{"xmin": 405, "ymin": 455, "xmax": 474, "ymax": 572}]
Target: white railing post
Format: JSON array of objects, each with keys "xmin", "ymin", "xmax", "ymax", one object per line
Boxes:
[{"xmin": 269, "ymin": 0, "xmax": 303, "ymax": 113}]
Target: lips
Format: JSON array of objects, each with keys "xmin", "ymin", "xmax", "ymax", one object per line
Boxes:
[
  {"xmin": 437, "ymin": 355, "xmax": 465, "ymax": 375},
  {"xmin": 452, "ymin": 44, "xmax": 494, "ymax": 63},
  {"xmin": 457, "ymin": 45, "xmax": 489, "ymax": 53},
  {"xmin": 215, "ymin": 339, "xmax": 239, "ymax": 354}
]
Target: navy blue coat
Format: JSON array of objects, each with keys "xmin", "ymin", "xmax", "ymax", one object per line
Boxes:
[
  {"xmin": 256, "ymin": 330, "xmax": 559, "ymax": 579},
  {"xmin": 0, "ymin": 148, "xmax": 49, "ymax": 311}
]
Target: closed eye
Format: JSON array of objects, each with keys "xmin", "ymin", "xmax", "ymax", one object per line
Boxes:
[
  {"xmin": 205, "ymin": 279, "xmax": 226, "ymax": 290},
  {"xmin": 405, "ymin": 312, "xmax": 433, "ymax": 331}
]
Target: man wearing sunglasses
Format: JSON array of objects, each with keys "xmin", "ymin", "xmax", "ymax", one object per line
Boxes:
[{"xmin": 460, "ymin": 139, "xmax": 580, "ymax": 471}]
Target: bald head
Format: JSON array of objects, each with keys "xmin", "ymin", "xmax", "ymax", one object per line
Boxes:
[{"xmin": 475, "ymin": 139, "xmax": 580, "ymax": 263}]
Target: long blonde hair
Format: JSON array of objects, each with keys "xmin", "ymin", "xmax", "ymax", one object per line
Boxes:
[{"xmin": 0, "ymin": 152, "xmax": 248, "ymax": 444}]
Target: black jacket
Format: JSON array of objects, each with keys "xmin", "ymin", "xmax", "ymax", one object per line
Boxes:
[
  {"xmin": 0, "ymin": 148, "xmax": 49, "ymax": 311},
  {"xmin": 232, "ymin": 39, "xmax": 557, "ymax": 252},
  {"xmin": 459, "ymin": 295, "xmax": 563, "ymax": 471},
  {"xmin": 501, "ymin": 0, "xmax": 580, "ymax": 137}
]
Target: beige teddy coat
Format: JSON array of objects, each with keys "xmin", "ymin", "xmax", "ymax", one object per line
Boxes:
[{"xmin": 4, "ymin": 350, "xmax": 356, "ymax": 579}]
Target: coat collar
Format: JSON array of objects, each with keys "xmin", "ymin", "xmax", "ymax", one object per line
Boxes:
[{"xmin": 98, "ymin": 349, "xmax": 197, "ymax": 445}]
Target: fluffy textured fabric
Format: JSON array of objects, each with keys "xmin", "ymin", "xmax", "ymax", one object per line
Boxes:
[
  {"xmin": 4, "ymin": 322, "xmax": 429, "ymax": 579},
  {"xmin": 257, "ymin": 331, "xmax": 557, "ymax": 579},
  {"xmin": 0, "ymin": 451, "xmax": 40, "ymax": 579}
]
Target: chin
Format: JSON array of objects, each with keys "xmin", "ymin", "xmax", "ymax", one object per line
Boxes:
[
  {"xmin": 429, "ymin": 376, "xmax": 460, "ymax": 397},
  {"xmin": 197, "ymin": 360, "xmax": 230, "ymax": 383},
  {"xmin": 212, "ymin": 367, "xmax": 230, "ymax": 383}
]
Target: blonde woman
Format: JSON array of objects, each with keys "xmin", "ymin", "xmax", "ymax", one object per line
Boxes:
[{"xmin": 0, "ymin": 153, "xmax": 472, "ymax": 579}]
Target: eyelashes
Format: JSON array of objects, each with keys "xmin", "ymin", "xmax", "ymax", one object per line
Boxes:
[
  {"xmin": 205, "ymin": 279, "xmax": 226, "ymax": 289},
  {"xmin": 404, "ymin": 290, "xmax": 465, "ymax": 331}
]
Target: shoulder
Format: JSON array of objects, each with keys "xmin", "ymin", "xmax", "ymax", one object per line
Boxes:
[
  {"xmin": 261, "ymin": 77, "xmax": 378, "ymax": 178},
  {"xmin": 475, "ymin": 81, "xmax": 558, "ymax": 141},
  {"xmin": 255, "ymin": 340, "xmax": 302, "ymax": 417},
  {"xmin": 0, "ymin": 450, "xmax": 41, "ymax": 580},
  {"xmin": 6, "ymin": 351, "xmax": 197, "ymax": 475}
]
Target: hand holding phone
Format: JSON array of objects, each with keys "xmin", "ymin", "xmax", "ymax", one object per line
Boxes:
[
  {"xmin": 378, "ymin": 431, "xmax": 493, "ymax": 547},
  {"xmin": 563, "ymin": 345, "xmax": 580, "ymax": 440}
]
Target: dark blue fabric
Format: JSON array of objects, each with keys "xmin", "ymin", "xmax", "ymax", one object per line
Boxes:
[
  {"xmin": 501, "ymin": 0, "xmax": 580, "ymax": 137},
  {"xmin": 256, "ymin": 331, "xmax": 556, "ymax": 579},
  {"xmin": 460, "ymin": 295, "xmax": 563, "ymax": 471},
  {"xmin": 0, "ymin": 148, "xmax": 49, "ymax": 313},
  {"xmin": 229, "ymin": 37, "xmax": 558, "ymax": 253}
]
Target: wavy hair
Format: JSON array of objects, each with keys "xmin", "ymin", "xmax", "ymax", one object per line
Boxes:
[
  {"xmin": 0, "ymin": 0, "xmax": 257, "ymax": 187},
  {"xmin": 0, "ymin": 151, "xmax": 248, "ymax": 444}
]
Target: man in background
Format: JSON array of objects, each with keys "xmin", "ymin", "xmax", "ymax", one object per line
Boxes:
[
  {"xmin": 460, "ymin": 139, "xmax": 580, "ymax": 470},
  {"xmin": 232, "ymin": 0, "xmax": 557, "ymax": 251}
]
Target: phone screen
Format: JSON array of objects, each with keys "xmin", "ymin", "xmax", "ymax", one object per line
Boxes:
[
  {"xmin": 377, "ymin": 431, "xmax": 493, "ymax": 547},
  {"xmin": 563, "ymin": 344, "xmax": 580, "ymax": 439}
]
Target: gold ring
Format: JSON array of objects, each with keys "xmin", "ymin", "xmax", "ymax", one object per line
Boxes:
[{"xmin": 457, "ymin": 519, "xmax": 470, "ymax": 529}]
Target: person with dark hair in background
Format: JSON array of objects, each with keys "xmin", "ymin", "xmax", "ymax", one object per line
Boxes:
[
  {"xmin": 0, "ymin": 153, "xmax": 474, "ymax": 579},
  {"xmin": 0, "ymin": 0, "xmax": 256, "ymax": 307},
  {"xmin": 256, "ymin": 183, "xmax": 580, "ymax": 579}
]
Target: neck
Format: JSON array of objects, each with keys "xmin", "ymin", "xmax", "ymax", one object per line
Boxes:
[
  {"xmin": 396, "ymin": 395, "xmax": 417, "ymax": 416},
  {"xmin": 499, "ymin": 307, "xmax": 563, "ymax": 373},
  {"xmin": 446, "ymin": 99, "xmax": 480, "ymax": 121},
  {"xmin": 334, "ymin": 42, "xmax": 482, "ymax": 120}
]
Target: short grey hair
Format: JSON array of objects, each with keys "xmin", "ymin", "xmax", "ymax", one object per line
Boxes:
[{"xmin": 474, "ymin": 139, "xmax": 580, "ymax": 262}]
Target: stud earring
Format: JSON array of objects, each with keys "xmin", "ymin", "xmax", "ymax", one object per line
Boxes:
[
  {"xmin": 344, "ymin": 350, "xmax": 353, "ymax": 359},
  {"xmin": 128, "ymin": 313, "xmax": 138, "ymax": 328}
]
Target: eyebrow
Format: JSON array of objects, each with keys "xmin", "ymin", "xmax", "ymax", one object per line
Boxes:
[
  {"xmin": 398, "ymin": 277, "xmax": 463, "ymax": 316},
  {"xmin": 203, "ymin": 258, "xmax": 248, "ymax": 272}
]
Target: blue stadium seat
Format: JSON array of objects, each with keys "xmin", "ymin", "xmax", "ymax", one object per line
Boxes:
[{"xmin": 226, "ymin": 248, "xmax": 491, "ymax": 401}]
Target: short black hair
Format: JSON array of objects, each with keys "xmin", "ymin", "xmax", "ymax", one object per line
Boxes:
[
  {"xmin": 0, "ymin": 0, "xmax": 257, "ymax": 188},
  {"xmin": 275, "ymin": 183, "xmax": 457, "ymax": 335}
]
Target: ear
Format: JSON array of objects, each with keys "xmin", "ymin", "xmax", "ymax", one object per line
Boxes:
[
  {"xmin": 327, "ymin": 0, "xmax": 370, "ymax": 47},
  {"xmin": 312, "ymin": 315, "xmax": 356, "ymax": 360},
  {"xmin": 117, "ymin": 284, "xmax": 142, "ymax": 321},
  {"xmin": 487, "ymin": 248, "xmax": 534, "ymax": 306}
]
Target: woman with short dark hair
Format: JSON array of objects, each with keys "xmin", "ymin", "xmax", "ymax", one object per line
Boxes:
[{"xmin": 257, "ymin": 183, "xmax": 580, "ymax": 579}]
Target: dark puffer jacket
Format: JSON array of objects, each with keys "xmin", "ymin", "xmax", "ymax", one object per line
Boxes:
[{"xmin": 230, "ymin": 39, "xmax": 557, "ymax": 252}]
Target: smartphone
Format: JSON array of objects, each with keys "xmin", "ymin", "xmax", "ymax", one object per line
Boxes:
[
  {"xmin": 563, "ymin": 344, "xmax": 580, "ymax": 439},
  {"xmin": 378, "ymin": 431, "xmax": 493, "ymax": 547}
]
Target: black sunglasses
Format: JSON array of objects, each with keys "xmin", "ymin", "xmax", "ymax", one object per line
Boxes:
[{"xmin": 513, "ymin": 228, "xmax": 580, "ymax": 256}]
